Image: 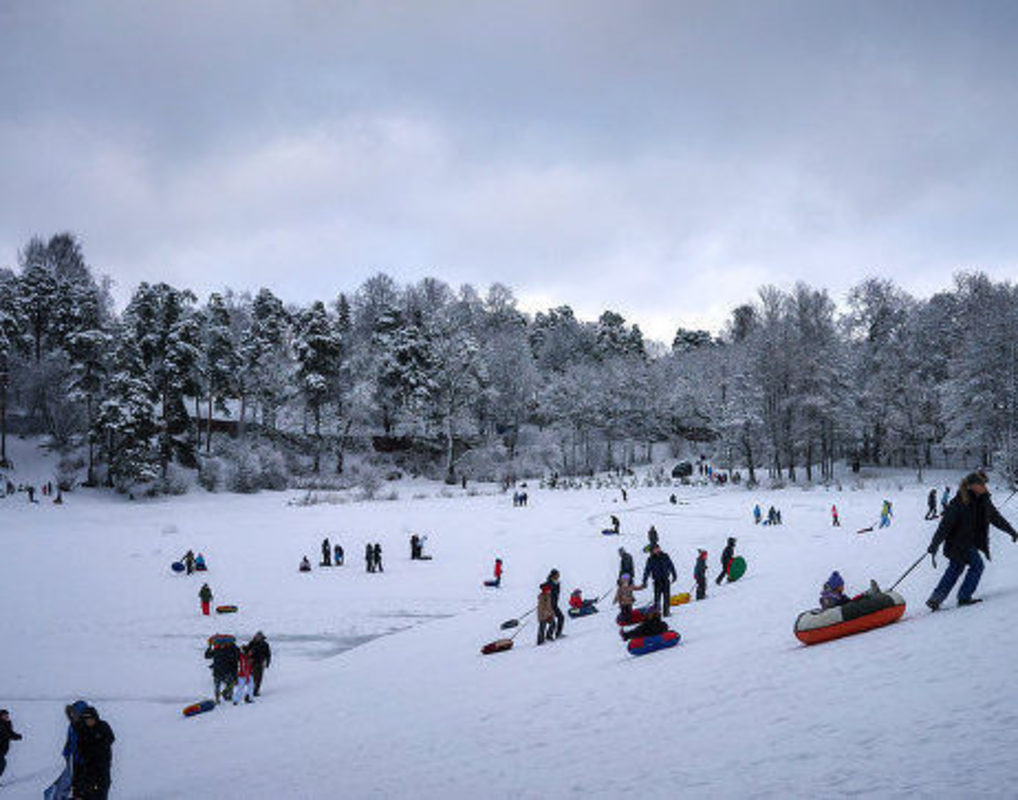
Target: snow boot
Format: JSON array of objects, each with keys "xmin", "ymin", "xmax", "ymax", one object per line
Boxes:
[
  {"xmin": 926, "ymin": 597, "xmax": 941, "ymax": 612},
  {"xmin": 958, "ymin": 597, "xmax": 983, "ymax": 607}
]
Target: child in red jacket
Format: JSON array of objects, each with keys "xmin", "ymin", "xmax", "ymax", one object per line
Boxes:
[{"xmin": 234, "ymin": 646, "xmax": 255, "ymax": 705}]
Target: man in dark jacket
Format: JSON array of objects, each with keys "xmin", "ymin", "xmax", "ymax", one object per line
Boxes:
[
  {"xmin": 642, "ymin": 545, "xmax": 678, "ymax": 616},
  {"xmin": 618, "ymin": 547, "xmax": 635, "ymax": 579},
  {"xmin": 0, "ymin": 708, "xmax": 23, "ymax": 779},
  {"xmin": 248, "ymin": 631, "xmax": 272, "ymax": 697},
  {"xmin": 72, "ymin": 706, "xmax": 114, "ymax": 800},
  {"xmin": 926, "ymin": 472, "xmax": 1018, "ymax": 610},
  {"xmin": 547, "ymin": 569, "xmax": 565, "ymax": 638},
  {"xmin": 716, "ymin": 537, "xmax": 736, "ymax": 585},
  {"xmin": 204, "ymin": 639, "xmax": 241, "ymax": 702},
  {"xmin": 321, "ymin": 537, "xmax": 331, "ymax": 567}
]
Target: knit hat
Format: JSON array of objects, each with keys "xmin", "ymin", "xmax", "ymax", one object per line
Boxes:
[
  {"xmin": 826, "ymin": 571, "xmax": 844, "ymax": 591},
  {"xmin": 620, "ymin": 573, "xmax": 631, "ymax": 582},
  {"xmin": 80, "ymin": 706, "xmax": 98, "ymax": 720},
  {"xmin": 964, "ymin": 472, "xmax": 987, "ymax": 487}
]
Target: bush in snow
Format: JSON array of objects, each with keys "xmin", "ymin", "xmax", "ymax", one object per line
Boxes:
[
  {"xmin": 56, "ymin": 453, "xmax": 85, "ymax": 491},
  {"xmin": 159, "ymin": 462, "xmax": 192, "ymax": 495},
  {"xmin": 197, "ymin": 455, "xmax": 234, "ymax": 492}
]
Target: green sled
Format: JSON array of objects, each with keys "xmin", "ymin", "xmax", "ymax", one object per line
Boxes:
[{"xmin": 727, "ymin": 556, "xmax": 747, "ymax": 582}]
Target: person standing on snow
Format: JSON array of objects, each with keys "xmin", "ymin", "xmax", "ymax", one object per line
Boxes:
[
  {"xmin": 247, "ymin": 631, "xmax": 272, "ymax": 697},
  {"xmin": 925, "ymin": 489, "xmax": 939, "ymax": 520},
  {"xmin": 182, "ymin": 549, "xmax": 196, "ymax": 575},
  {"xmin": 613, "ymin": 573, "xmax": 640, "ymax": 622},
  {"xmin": 484, "ymin": 558, "xmax": 503, "ymax": 587},
  {"xmin": 941, "ymin": 486, "xmax": 951, "ymax": 513},
  {"xmin": 333, "ymin": 544, "xmax": 344, "ymax": 566},
  {"xmin": 694, "ymin": 549, "xmax": 708, "ymax": 600},
  {"xmin": 546, "ymin": 569, "xmax": 565, "ymax": 638},
  {"xmin": 618, "ymin": 547, "xmax": 635, "ymax": 579},
  {"xmin": 753, "ymin": 504, "xmax": 762, "ymax": 524},
  {"xmin": 536, "ymin": 583, "xmax": 555, "ymax": 645},
  {"xmin": 321, "ymin": 537, "xmax": 332, "ymax": 567},
  {"xmin": 365, "ymin": 543, "xmax": 374, "ymax": 573},
  {"xmin": 879, "ymin": 500, "xmax": 893, "ymax": 528},
  {"xmin": 373, "ymin": 543, "xmax": 383, "ymax": 572},
  {"xmin": 204, "ymin": 638, "xmax": 241, "ymax": 703},
  {"xmin": 715, "ymin": 537, "xmax": 737, "ymax": 585},
  {"xmin": 642, "ymin": 544, "xmax": 678, "ymax": 616},
  {"xmin": 234, "ymin": 646, "xmax": 255, "ymax": 705},
  {"xmin": 198, "ymin": 583, "xmax": 213, "ymax": 616},
  {"xmin": 926, "ymin": 472, "xmax": 1018, "ymax": 611},
  {"xmin": 71, "ymin": 706, "xmax": 115, "ymax": 800},
  {"xmin": 0, "ymin": 708, "xmax": 23, "ymax": 780},
  {"xmin": 831, "ymin": 504, "xmax": 841, "ymax": 527}
]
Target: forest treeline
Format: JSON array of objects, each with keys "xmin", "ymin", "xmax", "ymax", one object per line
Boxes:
[{"xmin": 0, "ymin": 232, "xmax": 1015, "ymax": 493}]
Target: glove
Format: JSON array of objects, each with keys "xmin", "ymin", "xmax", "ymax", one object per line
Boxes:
[
  {"xmin": 1011, "ymin": 533, "xmax": 1017, "ymax": 543},
  {"xmin": 929, "ymin": 552, "xmax": 937, "ymax": 569}
]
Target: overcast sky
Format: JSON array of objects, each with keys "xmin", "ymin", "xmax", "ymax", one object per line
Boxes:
[{"xmin": 2, "ymin": 1, "xmax": 1017, "ymax": 341}]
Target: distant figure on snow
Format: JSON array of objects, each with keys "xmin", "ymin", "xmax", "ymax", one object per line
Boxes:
[
  {"xmin": 182, "ymin": 549, "xmax": 196, "ymax": 575},
  {"xmin": 234, "ymin": 646, "xmax": 255, "ymax": 705},
  {"xmin": 614, "ymin": 573, "xmax": 641, "ymax": 623},
  {"xmin": 925, "ymin": 488, "xmax": 939, "ymax": 520},
  {"xmin": 373, "ymin": 543, "xmax": 383, "ymax": 572},
  {"xmin": 753, "ymin": 504, "xmax": 762, "ymax": 524},
  {"xmin": 333, "ymin": 544, "xmax": 344, "ymax": 566},
  {"xmin": 484, "ymin": 558, "xmax": 503, "ymax": 587},
  {"xmin": 941, "ymin": 486, "xmax": 951, "ymax": 514},
  {"xmin": 879, "ymin": 499, "xmax": 893, "ymax": 528},
  {"xmin": 321, "ymin": 537, "xmax": 332, "ymax": 567},
  {"xmin": 831, "ymin": 504, "xmax": 840, "ymax": 527},
  {"xmin": 365, "ymin": 543, "xmax": 374, "ymax": 573},
  {"xmin": 300, "ymin": 556, "xmax": 312, "ymax": 572},
  {"xmin": 926, "ymin": 472, "xmax": 1018, "ymax": 611},
  {"xmin": 195, "ymin": 552, "xmax": 207, "ymax": 571},
  {"xmin": 199, "ymin": 583, "xmax": 213, "ymax": 616},
  {"xmin": 610, "ymin": 515, "xmax": 620, "ymax": 534},
  {"xmin": 410, "ymin": 534, "xmax": 421, "ymax": 560},
  {"xmin": 694, "ymin": 549, "xmax": 708, "ymax": 600}
]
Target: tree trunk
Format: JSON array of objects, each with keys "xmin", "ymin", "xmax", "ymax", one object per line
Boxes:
[{"xmin": 207, "ymin": 396, "xmax": 214, "ymax": 453}]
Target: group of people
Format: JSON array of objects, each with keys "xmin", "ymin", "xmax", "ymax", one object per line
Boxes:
[
  {"xmin": 753, "ymin": 504, "xmax": 783, "ymax": 525},
  {"xmin": 2, "ymin": 479, "xmax": 63, "ymax": 504},
  {"xmin": 203, "ymin": 632, "xmax": 272, "ymax": 705},
  {"xmin": 320, "ymin": 538, "xmax": 344, "ymax": 567},
  {"xmin": 409, "ymin": 534, "xmax": 430, "ymax": 560},
  {"xmin": 511, "ymin": 491, "xmax": 529, "ymax": 507},
  {"xmin": 364, "ymin": 543, "xmax": 384, "ymax": 572},
  {"xmin": 180, "ymin": 549, "xmax": 208, "ymax": 575},
  {"xmin": 536, "ymin": 569, "xmax": 565, "ymax": 644}
]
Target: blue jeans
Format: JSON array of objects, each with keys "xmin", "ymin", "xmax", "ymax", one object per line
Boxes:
[{"xmin": 930, "ymin": 547, "xmax": 984, "ymax": 603}]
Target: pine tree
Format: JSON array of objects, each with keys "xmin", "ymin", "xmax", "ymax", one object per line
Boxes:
[
  {"xmin": 198, "ymin": 293, "xmax": 240, "ymax": 453},
  {"xmin": 293, "ymin": 301, "xmax": 341, "ymax": 472}
]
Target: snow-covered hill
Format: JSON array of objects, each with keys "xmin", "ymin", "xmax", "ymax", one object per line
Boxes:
[{"xmin": 2, "ymin": 440, "xmax": 1017, "ymax": 798}]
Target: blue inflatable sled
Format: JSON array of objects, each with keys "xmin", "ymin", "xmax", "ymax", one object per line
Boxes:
[{"xmin": 627, "ymin": 630, "xmax": 681, "ymax": 656}]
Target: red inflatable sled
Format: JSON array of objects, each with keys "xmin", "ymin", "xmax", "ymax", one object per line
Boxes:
[
  {"xmin": 794, "ymin": 590, "xmax": 905, "ymax": 646},
  {"xmin": 616, "ymin": 604, "xmax": 655, "ymax": 626}
]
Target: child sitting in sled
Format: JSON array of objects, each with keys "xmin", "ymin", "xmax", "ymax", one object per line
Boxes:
[
  {"xmin": 569, "ymin": 588, "xmax": 598, "ymax": 613},
  {"xmin": 820, "ymin": 571, "xmax": 882, "ymax": 609}
]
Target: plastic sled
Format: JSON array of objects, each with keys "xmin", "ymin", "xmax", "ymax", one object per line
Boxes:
[
  {"xmin": 183, "ymin": 699, "xmax": 216, "ymax": 717},
  {"xmin": 481, "ymin": 638, "xmax": 514, "ymax": 655},
  {"xmin": 670, "ymin": 592, "xmax": 691, "ymax": 606},
  {"xmin": 627, "ymin": 630, "xmax": 681, "ymax": 656},
  {"xmin": 171, "ymin": 561, "xmax": 185, "ymax": 573},
  {"xmin": 727, "ymin": 556, "xmax": 747, "ymax": 582},
  {"xmin": 215, "ymin": 605, "xmax": 238, "ymax": 614}
]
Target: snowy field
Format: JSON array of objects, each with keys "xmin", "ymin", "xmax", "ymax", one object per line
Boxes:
[{"xmin": 3, "ymin": 439, "xmax": 1018, "ymax": 798}]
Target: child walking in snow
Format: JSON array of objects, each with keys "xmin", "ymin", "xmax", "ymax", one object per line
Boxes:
[
  {"xmin": 537, "ymin": 583, "xmax": 555, "ymax": 644},
  {"xmin": 831, "ymin": 504, "xmax": 840, "ymax": 527},
  {"xmin": 484, "ymin": 558, "xmax": 503, "ymax": 587},
  {"xmin": 234, "ymin": 646, "xmax": 255, "ymax": 704},
  {"xmin": 0, "ymin": 708, "xmax": 23, "ymax": 779}
]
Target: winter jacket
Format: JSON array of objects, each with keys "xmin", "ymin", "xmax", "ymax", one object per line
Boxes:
[
  {"xmin": 205, "ymin": 642, "xmax": 240, "ymax": 679},
  {"xmin": 537, "ymin": 590, "xmax": 554, "ymax": 622},
  {"xmin": 642, "ymin": 552, "xmax": 677, "ymax": 585},
  {"xmin": 618, "ymin": 550, "xmax": 635, "ymax": 578},
  {"xmin": 199, "ymin": 585, "xmax": 213, "ymax": 603},
  {"xmin": 927, "ymin": 490, "xmax": 937, "ymax": 509},
  {"xmin": 237, "ymin": 651, "xmax": 253, "ymax": 680},
  {"xmin": 614, "ymin": 581, "xmax": 635, "ymax": 607},
  {"xmin": 819, "ymin": 588, "xmax": 849, "ymax": 609},
  {"xmin": 73, "ymin": 716, "xmax": 115, "ymax": 772},
  {"xmin": 248, "ymin": 636, "xmax": 272, "ymax": 668},
  {"xmin": 62, "ymin": 700, "xmax": 89, "ymax": 761},
  {"xmin": 0, "ymin": 718, "xmax": 22, "ymax": 756},
  {"xmin": 929, "ymin": 492, "xmax": 1017, "ymax": 562},
  {"xmin": 547, "ymin": 577, "xmax": 561, "ymax": 609},
  {"xmin": 693, "ymin": 555, "xmax": 707, "ymax": 583},
  {"xmin": 569, "ymin": 591, "xmax": 584, "ymax": 610},
  {"xmin": 720, "ymin": 543, "xmax": 735, "ymax": 569},
  {"xmin": 494, "ymin": 561, "xmax": 503, "ymax": 579}
]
